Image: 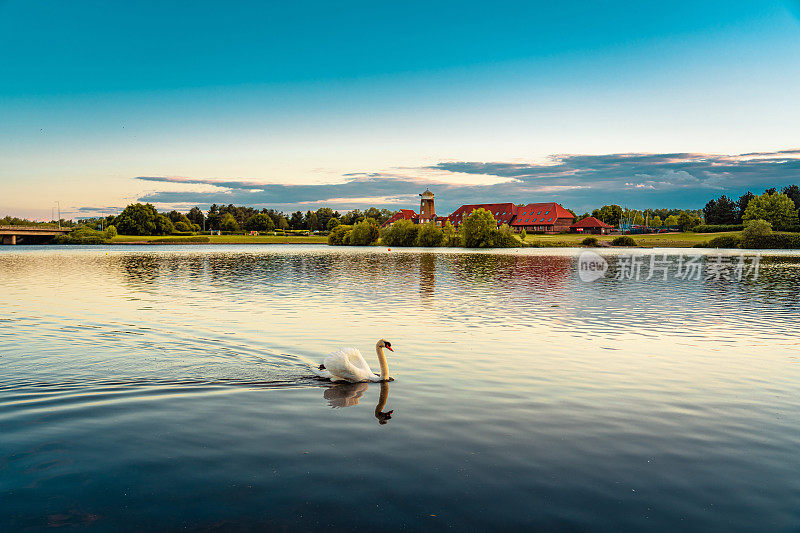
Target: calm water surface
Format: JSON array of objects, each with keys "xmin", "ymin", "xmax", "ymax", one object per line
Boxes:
[{"xmin": 1, "ymin": 245, "xmax": 799, "ymax": 531}]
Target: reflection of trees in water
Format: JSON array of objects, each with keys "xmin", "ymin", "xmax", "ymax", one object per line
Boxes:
[
  {"xmin": 702, "ymin": 255, "xmax": 800, "ymax": 307},
  {"xmin": 323, "ymin": 381, "xmax": 393, "ymax": 425}
]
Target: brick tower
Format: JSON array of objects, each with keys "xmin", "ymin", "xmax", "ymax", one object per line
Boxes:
[{"xmin": 419, "ymin": 188, "xmax": 435, "ymax": 223}]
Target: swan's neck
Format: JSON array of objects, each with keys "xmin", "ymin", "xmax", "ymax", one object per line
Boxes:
[{"xmin": 376, "ymin": 346, "xmax": 389, "ymax": 381}]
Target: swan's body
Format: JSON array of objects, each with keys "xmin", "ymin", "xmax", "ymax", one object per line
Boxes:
[{"xmin": 313, "ymin": 339, "xmax": 393, "ymax": 383}]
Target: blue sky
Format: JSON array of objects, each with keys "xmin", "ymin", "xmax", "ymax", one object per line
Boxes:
[{"xmin": 2, "ymin": 0, "xmax": 800, "ymax": 217}]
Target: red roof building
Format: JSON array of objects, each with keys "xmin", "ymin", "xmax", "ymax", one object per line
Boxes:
[
  {"xmin": 569, "ymin": 216, "xmax": 614, "ymax": 234},
  {"xmin": 380, "ymin": 209, "xmax": 418, "ymax": 228},
  {"xmin": 511, "ymin": 202, "xmax": 574, "ymax": 233},
  {"xmin": 448, "ymin": 203, "xmax": 518, "ymax": 228}
]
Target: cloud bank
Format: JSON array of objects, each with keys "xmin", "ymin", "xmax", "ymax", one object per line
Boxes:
[{"xmin": 130, "ymin": 149, "xmax": 800, "ymax": 213}]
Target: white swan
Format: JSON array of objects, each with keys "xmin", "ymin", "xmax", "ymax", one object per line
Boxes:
[{"xmin": 313, "ymin": 339, "xmax": 394, "ymax": 383}]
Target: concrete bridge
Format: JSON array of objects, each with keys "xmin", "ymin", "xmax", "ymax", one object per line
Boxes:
[{"xmin": 0, "ymin": 225, "xmax": 71, "ymax": 245}]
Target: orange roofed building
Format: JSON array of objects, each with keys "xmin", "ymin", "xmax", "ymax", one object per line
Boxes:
[
  {"xmin": 569, "ymin": 216, "xmax": 614, "ymax": 235},
  {"xmin": 381, "ymin": 188, "xmax": 577, "ymax": 234},
  {"xmin": 510, "ymin": 202, "xmax": 574, "ymax": 233},
  {"xmin": 447, "ymin": 203, "xmax": 518, "ymax": 229}
]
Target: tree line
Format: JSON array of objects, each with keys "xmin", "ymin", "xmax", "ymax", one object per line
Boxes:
[
  {"xmin": 703, "ymin": 185, "xmax": 800, "ymax": 227},
  {"xmin": 82, "ymin": 203, "xmax": 400, "ymax": 236}
]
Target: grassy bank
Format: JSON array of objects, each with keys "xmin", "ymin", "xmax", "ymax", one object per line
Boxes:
[
  {"xmin": 111, "ymin": 234, "xmax": 328, "ymax": 244},
  {"xmin": 521, "ymin": 231, "xmax": 740, "ymax": 248}
]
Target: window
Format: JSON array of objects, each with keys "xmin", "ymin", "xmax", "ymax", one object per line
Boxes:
[
  {"xmin": 549, "ymin": 218, "xmax": 553, "ymax": 222},
  {"xmin": 537, "ymin": 211, "xmax": 542, "ymax": 215},
  {"xmin": 545, "ymin": 211, "xmax": 549, "ymax": 215}
]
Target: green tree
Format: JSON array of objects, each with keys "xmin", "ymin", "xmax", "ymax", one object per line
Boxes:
[
  {"xmin": 155, "ymin": 214, "xmax": 175, "ymax": 235},
  {"xmin": 105, "ymin": 225, "xmax": 117, "ymax": 238},
  {"xmin": 174, "ymin": 221, "xmax": 191, "ymax": 232},
  {"xmin": 348, "ymin": 218, "xmax": 379, "ymax": 245},
  {"xmin": 416, "ymin": 223, "xmax": 445, "ymax": 247},
  {"xmin": 306, "ymin": 211, "xmax": 319, "ymax": 231},
  {"xmin": 736, "ymin": 192, "xmax": 755, "ymax": 223},
  {"xmin": 651, "ymin": 215, "xmax": 663, "ymax": 227},
  {"xmin": 742, "ymin": 192, "xmax": 800, "ymax": 227},
  {"xmin": 442, "ymin": 220, "xmax": 457, "ymax": 246},
  {"xmin": 461, "ymin": 208, "xmax": 500, "ymax": 248},
  {"xmin": 743, "ymin": 219, "xmax": 772, "ymax": 238},
  {"xmin": 676, "ymin": 211, "xmax": 700, "ymax": 231},
  {"xmin": 187, "ymin": 206, "xmax": 205, "ymax": 227},
  {"xmin": 380, "ymin": 219, "xmax": 419, "ymax": 247},
  {"xmin": 290, "ymin": 211, "xmax": 304, "ymax": 229},
  {"xmin": 664, "ymin": 214, "xmax": 679, "ymax": 226},
  {"xmin": 327, "ymin": 225, "xmax": 352, "ymax": 245},
  {"xmin": 220, "ymin": 213, "xmax": 240, "ymax": 232},
  {"xmin": 244, "ymin": 213, "xmax": 275, "ymax": 232},
  {"xmin": 327, "ymin": 218, "xmax": 341, "ymax": 230},
  {"xmin": 593, "ymin": 205, "xmax": 623, "ymax": 225},
  {"xmin": 781, "ymin": 184, "xmax": 800, "ymax": 212},
  {"xmin": 115, "ymin": 203, "xmax": 160, "ymax": 235},
  {"xmin": 703, "ymin": 195, "xmax": 738, "ymax": 225}
]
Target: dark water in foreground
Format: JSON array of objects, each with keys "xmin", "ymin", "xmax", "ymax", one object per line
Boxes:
[{"xmin": 1, "ymin": 245, "xmax": 799, "ymax": 531}]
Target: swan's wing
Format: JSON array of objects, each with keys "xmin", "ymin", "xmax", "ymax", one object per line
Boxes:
[
  {"xmin": 344, "ymin": 347, "xmax": 374, "ymax": 374},
  {"xmin": 322, "ymin": 348, "xmax": 368, "ymax": 382}
]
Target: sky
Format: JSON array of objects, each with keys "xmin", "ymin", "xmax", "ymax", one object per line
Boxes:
[{"xmin": 2, "ymin": 0, "xmax": 800, "ymax": 219}]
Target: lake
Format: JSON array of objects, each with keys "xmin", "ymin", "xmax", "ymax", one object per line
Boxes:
[{"xmin": 1, "ymin": 245, "xmax": 799, "ymax": 531}]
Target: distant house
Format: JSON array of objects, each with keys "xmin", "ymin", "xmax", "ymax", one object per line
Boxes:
[
  {"xmin": 381, "ymin": 209, "xmax": 418, "ymax": 227},
  {"xmin": 448, "ymin": 203, "xmax": 518, "ymax": 229},
  {"xmin": 381, "ymin": 189, "xmax": 576, "ymax": 234},
  {"xmin": 511, "ymin": 202, "xmax": 574, "ymax": 233},
  {"xmin": 570, "ymin": 216, "xmax": 614, "ymax": 235},
  {"xmin": 381, "ymin": 188, "xmax": 446, "ymax": 228}
]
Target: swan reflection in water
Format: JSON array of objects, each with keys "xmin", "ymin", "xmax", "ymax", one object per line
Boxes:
[{"xmin": 323, "ymin": 381, "xmax": 394, "ymax": 424}]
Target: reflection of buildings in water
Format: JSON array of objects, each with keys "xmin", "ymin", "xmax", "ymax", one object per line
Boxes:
[
  {"xmin": 419, "ymin": 254, "xmax": 435, "ymax": 300},
  {"xmin": 322, "ymin": 381, "xmax": 393, "ymax": 424},
  {"xmin": 452, "ymin": 254, "xmax": 572, "ymax": 290}
]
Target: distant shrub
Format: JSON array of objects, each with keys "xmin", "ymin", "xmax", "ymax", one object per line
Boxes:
[
  {"xmin": 775, "ymin": 225, "xmax": 800, "ymax": 233},
  {"xmin": 327, "ymin": 225, "xmax": 352, "ymax": 245},
  {"xmin": 348, "ymin": 219, "xmax": 380, "ymax": 246},
  {"xmin": 416, "ymin": 223, "xmax": 445, "ymax": 247},
  {"xmin": 692, "ymin": 224, "xmax": 744, "ymax": 233},
  {"xmin": 460, "ymin": 209, "xmax": 520, "ymax": 248},
  {"xmin": 53, "ymin": 227, "xmax": 109, "ymax": 244},
  {"xmin": 580, "ymin": 236, "xmax": 598, "ymax": 247},
  {"xmin": 611, "ymin": 235, "xmax": 637, "ymax": 247},
  {"xmin": 381, "ymin": 219, "xmax": 419, "ymax": 247},
  {"xmin": 105, "ymin": 225, "xmax": 117, "ymax": 238},
  {"xmin": 741, "ymin": 219, "xmax": 772, "ymax": 248},
  {"xmin": 704, "ymin": 235, "xmax": 742, "ymax": 248},
  {"xmin": 740, "ymin": 233, "xmax": 800, "ymax": 249},
  {"xmin": 174, "ymin": 221, "xmax": 191, "ymax": 232}
]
